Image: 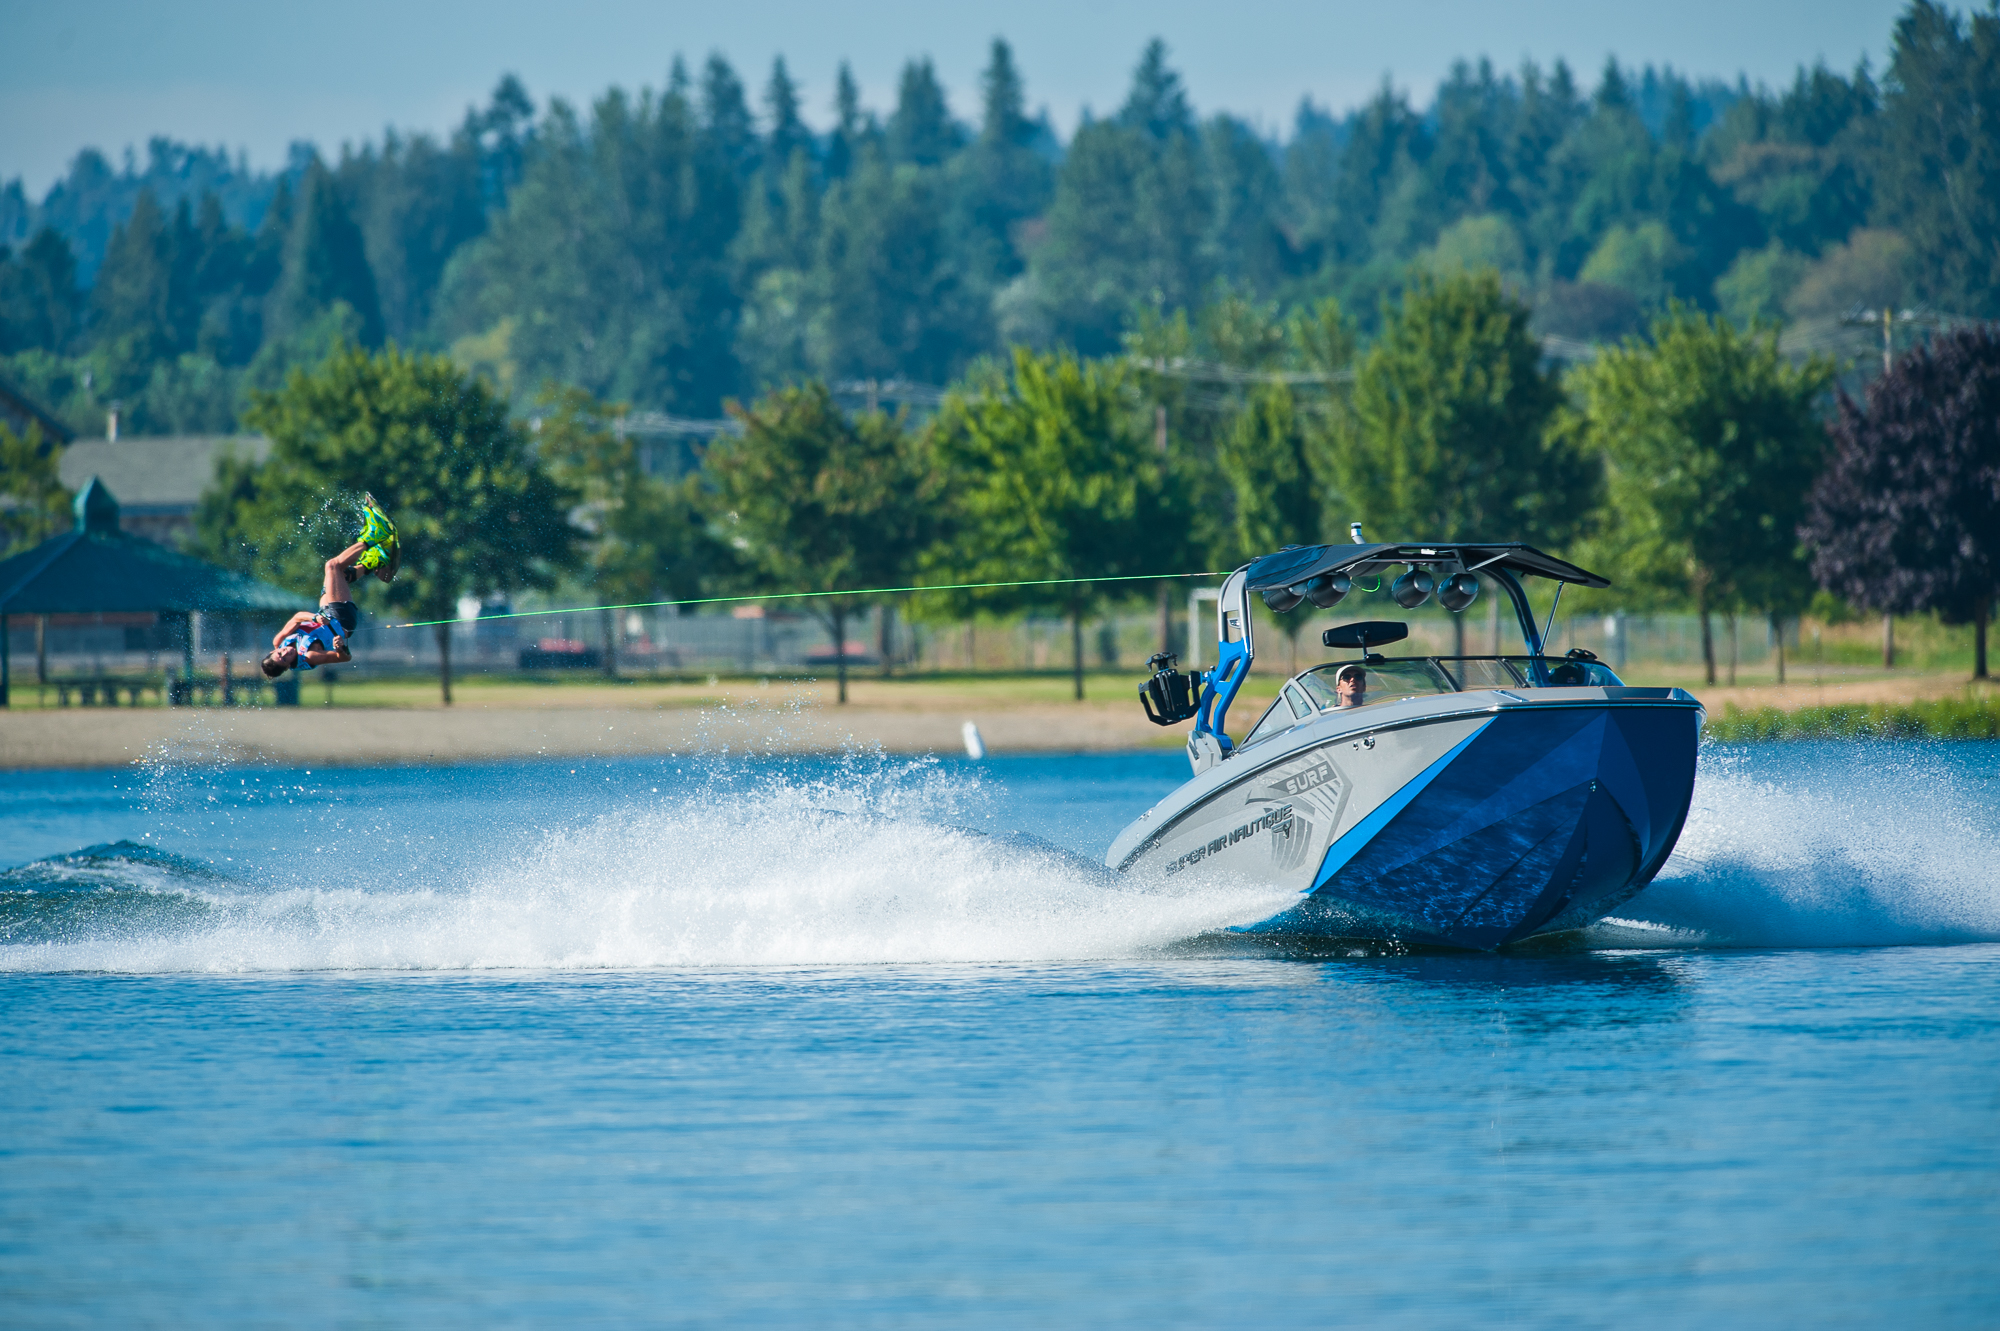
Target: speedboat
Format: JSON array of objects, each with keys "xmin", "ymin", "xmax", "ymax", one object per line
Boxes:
[{"xmin": 1110, "ymin": 537, "xmax": 1703, "ymax": 950}]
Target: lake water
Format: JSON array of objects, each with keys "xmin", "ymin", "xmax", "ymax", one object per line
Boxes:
[{"xmin": 3, "ymin": 742, "xmax": 1998, "ymax": 1326}]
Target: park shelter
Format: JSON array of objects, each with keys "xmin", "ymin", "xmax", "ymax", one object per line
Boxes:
[{"xmin": 0, "ymin": 477, "xmax": 301, "ymax": 706}]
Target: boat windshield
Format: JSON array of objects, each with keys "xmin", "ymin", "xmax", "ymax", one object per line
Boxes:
[
  {"xmin": 1436, "ymin": 656, "xmax": 1626, "ymax": 688},
  {"xmin": 1297, "ymin": 660, "xmax": 1458, "ymax": 712},
  {"xmin": 1235, "ymin": 655, "xmax": 1625, "ymax": 749}
]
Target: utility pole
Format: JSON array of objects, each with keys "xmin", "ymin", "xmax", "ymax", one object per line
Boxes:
[{"xmin": 1842, "ymin": 306, "xmax": 1910, "ymax": 666}]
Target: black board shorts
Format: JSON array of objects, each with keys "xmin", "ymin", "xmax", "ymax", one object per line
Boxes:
[{"xmin": 322, "ymin": 600, "xmax": 358, "ymax": 633}]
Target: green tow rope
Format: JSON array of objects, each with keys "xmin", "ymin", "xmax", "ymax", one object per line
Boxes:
[{"xmin": 375, "ymin": 571, "xmax": 1229, "ymax": 631}]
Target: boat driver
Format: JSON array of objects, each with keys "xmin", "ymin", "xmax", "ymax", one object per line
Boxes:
[{"xmin": 1334, "ymin": 663, "xmax": 1367, "ymax": 708}]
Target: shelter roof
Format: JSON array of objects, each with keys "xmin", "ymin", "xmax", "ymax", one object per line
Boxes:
[
  {"xmin": 1243, "ymin": 542, "xmax": 1610, "ymax": 591},
  {"xmin": 0, "ymin": 477, "xmax": 301, "ymax": 616}
]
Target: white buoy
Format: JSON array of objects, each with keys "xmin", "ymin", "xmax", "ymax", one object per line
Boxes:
[{"xmin": 961, "ymin": 721, "xmax": 985, "ymax": 760}]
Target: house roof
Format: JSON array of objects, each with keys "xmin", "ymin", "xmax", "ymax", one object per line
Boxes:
[
  {"xmin": 0, "ymin": 477, "xmax": 301, "ymax": 616},
  {"xmin": 56, "ymin": 434, "xmax": 269, "ymax": 515}
]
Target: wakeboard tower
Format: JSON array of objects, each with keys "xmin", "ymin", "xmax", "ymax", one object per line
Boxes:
[{"xmin": 1111, "ymin": 532, "xmax": 1703, "ymax": 950}]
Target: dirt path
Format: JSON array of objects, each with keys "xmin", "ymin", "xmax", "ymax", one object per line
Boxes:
[
  {"xmin": 3, "ymin": 671, "xmax": 1985, "ymax": 770},
  {"xmin": 0, "ymin": 699, "xmax": 1182, "ymax": 769}
]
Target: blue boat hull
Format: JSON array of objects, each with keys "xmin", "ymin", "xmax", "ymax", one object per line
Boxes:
[{"xmin": 1246, "ymin": 703, "xmax": 1699, "ymax": 949}]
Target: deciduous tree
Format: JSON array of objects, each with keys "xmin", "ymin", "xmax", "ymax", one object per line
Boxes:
[
  {"xmin": 1329, "ymin": 271, "xmax": 1591, "ymax": 547},
  {"xmin": 924, "ymin": 348, "xmax": 1182, "ymax": 699},
  {"xmin": 705, "ymin": 383, "xmax": 938, "ymax": 702},
  {"xmin": 1804, "ymin": 324, "xmax": 2000, "ymax": 678},
  {"xmin": 230, "ymin": 344, "xmax": 579, "ymax": 701},
  {"xmin": 1569, "ymin": 308, "xmax": 1834, "ymax": 682}
]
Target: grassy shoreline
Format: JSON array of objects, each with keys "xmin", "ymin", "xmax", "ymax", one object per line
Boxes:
[{"xmin": 1707, "ymin": 694, "xmax": 2000, "ymax": 741}]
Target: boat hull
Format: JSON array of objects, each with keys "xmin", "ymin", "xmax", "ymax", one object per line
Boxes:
[{"xmin": 1110, "ymin": 691, "xmax": 1702, "ymax": 950}]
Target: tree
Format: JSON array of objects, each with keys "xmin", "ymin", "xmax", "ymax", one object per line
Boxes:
[
  {"xmin": 807, "ymin": 148, "xmax": 990, "ymax": 385},
  {"xmin": 762, "ymin": 58, "xmax": 815, "ymax": 168},
  {"xmin": 90, "ymin": 188, "xmax": 198, "ymax": 359},
  {"xmin": 1028, "ymin": 43, "xmax": 1211, "ymax": 352},
  {"xmin": 438, "ymin": 83, "xmax": 741, "ymax": 413},
  {"xmin": 925, "ymin": 348, "xmax": 1180, "ymax": 700},
  {"xmin": 825, "ymin": 63, "xmax": 875, "ymax": 181},
  {"xmin": 1874, "ymin": 2, "xmax": 2000, "ymax": 313},
  {"xmin": 952, "ymin": 38, "xmax": 1054, "ymax": 287},
  {"xmin": 534, "ymin": 386, "xmax": 731, "ymax": 672},
  {"xmin": 1329, "ymin": 271, "xmax": 1592, "ymax": 547},
  {"xmin": 0, "ymin": 423, "xmax": 70, "ymax": 557},
  {"xmin": 886, "ymin": 58, "xmax": 963, "ymax": 167},
  {"xmin": 342, "ymin": 127, "xmax": 485, "ymax": 341},
  {"xmin": 0, "ymin": 229, "xmax": 82, "ymax": 354},
  {"xmin": 268, "ymin": 158, "xmax": 383, "ymax": 347},
  {"xmin": 1804, "ymin": 324, "xmax": 2000, "ymax": 678},
  {"xmin": 1569, "ymin": 308, "xmax": 1834, "ymax": 682},
  {"xmin": 1218, "ymin": 381, "xmax": 1323, "ymax": 670},
  {"xmin": 232, "ymin": 344, "xmax": 580, "ymax": 701},
  {"xmin": 704, "ymin": 383, "xmax": 938, "ymax": 703}
]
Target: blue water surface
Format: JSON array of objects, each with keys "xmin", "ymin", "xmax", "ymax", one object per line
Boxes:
[{"xmin": 2, "ymin": 745, "xmax": 1998, "ymax": 1326}]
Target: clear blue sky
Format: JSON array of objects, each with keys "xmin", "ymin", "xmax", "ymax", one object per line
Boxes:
[{"xmin": 3, "ymin": 0, "xmax": 1908, "ymax": 194}]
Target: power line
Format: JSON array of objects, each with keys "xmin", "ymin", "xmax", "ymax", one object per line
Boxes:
[
  {"xmin": 612, "ymin": 411, "xmax": 739, "ymax": 438},
  {"xmin": 1131, "ymin": 356, "xmax": 1356, "ymax": 384}
]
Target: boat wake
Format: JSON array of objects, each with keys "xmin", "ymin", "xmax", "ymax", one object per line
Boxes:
[
  {"xmin": 3, "ymin": 746, "xmax": 1994, "ymax": 973},
  {"xmin": 0, "ymin": 765, "xmax": 1298, "ymax": 974},
  {"xmin": 1589, "ymin": 745, "xmax": 2000, "ymax": 949}
]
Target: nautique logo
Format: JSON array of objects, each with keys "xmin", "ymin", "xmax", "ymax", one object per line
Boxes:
[{"xmin": 1164, "ymin": 804, "xmax": 1294, "ymax": 876}]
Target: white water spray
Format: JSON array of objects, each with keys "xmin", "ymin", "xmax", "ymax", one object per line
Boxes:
[{"xmin": 1593, "ymin": 745, "xmax": 2000, "ymax": 949}]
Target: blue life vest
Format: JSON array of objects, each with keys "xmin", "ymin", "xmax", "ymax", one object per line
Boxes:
[{"xmin": 283, "ymin": 616, "xmax": 343, "ymax": 671}]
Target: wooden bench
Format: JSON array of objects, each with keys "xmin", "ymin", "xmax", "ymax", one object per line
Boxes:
[
  {"xmin": 55, "ymin": 677, "xmax": 164, "ymax": 707},
  {"xmin": 165, "ymin": 675, "xmax": 272, "ymax": 707}
]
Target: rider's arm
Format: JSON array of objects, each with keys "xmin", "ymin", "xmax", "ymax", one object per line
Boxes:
[
  {"xmin": 272, "ymin": 612, "xmax": 312, "ymax": 647},
  {"xmin": 302, "ymin": 639, "xmax": 350, "ymax": 667}
]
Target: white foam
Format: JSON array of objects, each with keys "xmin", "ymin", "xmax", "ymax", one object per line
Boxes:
[
  {"xmin": 0, "ymin": 765, "xmax": 1298, "ymax": 974},
  {"xmin": 1590, "ymin": 746, "xmax": 2000, "ymax": 949}
]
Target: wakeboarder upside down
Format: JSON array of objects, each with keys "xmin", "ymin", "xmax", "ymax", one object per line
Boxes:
[{"xmin": 261, "ymin": 494, "xmax": 398, "ymax": 678}]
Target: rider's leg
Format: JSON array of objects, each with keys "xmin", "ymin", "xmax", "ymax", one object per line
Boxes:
[{"xmin": 322, "ymin": 556, "xmax": 350, "ymax": 606}]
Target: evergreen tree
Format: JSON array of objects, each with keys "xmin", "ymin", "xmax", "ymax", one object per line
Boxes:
[
  {"xmin": 763, "ymin": 58, "xmax": 814, "ymax": 166},
  {"xmin": 343, "ymin": 128, "xmax": 484, "ymax": 341},
  {"xmin": 1031, "ymin": 47, "xmax": 1212, "ymax": 354},
  {"xmin": 701, "ymin": 54, "xmax": 759, "ymax": 178},
  {"xmin": 826, "ymin": 63, "xmax": 873, "ymax": 181},
  {"xmin": 268, "ymin": 158, "xmax": 384, "ymax": 347},
  {"xmin": 1119, "ymin": 39, "xmax": 1195, "ymax": 140},
  {"xmin": 0, "ymin": 228, "xmax": 81, "ymax": 354},
  {"xmin": 808, "ymin": 147, "xmax": 989, "ymax": 384},
  {"xmin": 1874, "ymin": 1, "xmax": 2000, "ymax": 313},
  {"xmin": 1205, "ymin": 116, "xmax": 1291, "ymax": 292},
  {"xmin": 887, "ymin": 58, "xmax": 962, "ymax": 167},
  {"xmin": 952, "ymin": 38, "xmax": 1054, "ymax": 288},
  {"xmin": 442, "ymin": 83, "xmax": 741, "ymax": 411},
  {"xmin": 465, "ymin": 75, "xmax": 537, "ymax": 211},
  {"xmin": 90, "ymin": 188, "xmax": 197, "ymax": 358}
]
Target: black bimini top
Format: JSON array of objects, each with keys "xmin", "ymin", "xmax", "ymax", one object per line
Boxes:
[{"xmin": 1243, "ymin": 542, "xmax": 1610, "ymax": 591}]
